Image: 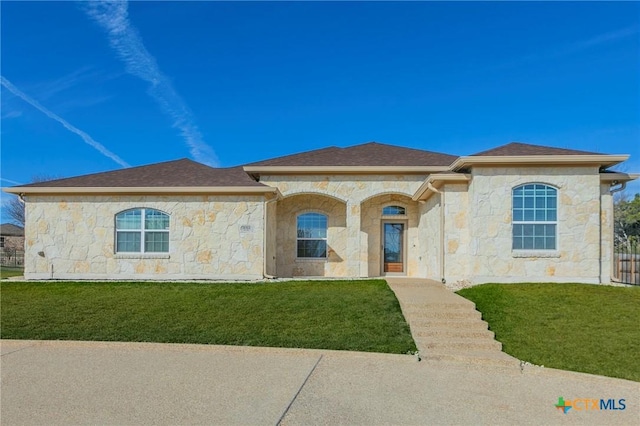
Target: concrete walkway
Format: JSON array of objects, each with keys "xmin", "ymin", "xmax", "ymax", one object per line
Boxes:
[
  {"xmin": 1, "ymin": 340, "xmax": 638, "ymax": 425},
  {"xmin": 386, "ymin": 278, "xmax": 520, "ymax": 367}
]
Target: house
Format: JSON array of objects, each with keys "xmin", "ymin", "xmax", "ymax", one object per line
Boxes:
[
  {"xmin": 0, "ymin": 223, "xmax": 25, "ymax": 252},
  {"xmin": 3, "ymin": 142, "xmax": 638, "ymax": 286}
]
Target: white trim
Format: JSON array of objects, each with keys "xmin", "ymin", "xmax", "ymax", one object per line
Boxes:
[
  {"xmin": 244, "ymin": 165, "xmax": 450, "ymax": 175},
  {"xmin": 2, "ymin": 186, "xmax": 279, "ymax": 195},
  {"xmin": 296, "ymin": 212, "xmax": 328, "ymax": 260},
  {"xmin": 512, "ymin": 183, "xmax": 558, "ymax": 251},
  {"xmin": 599, "ymin": 172, "xmax": 640, "ymax": 182},
  {"xmin": 450, "ymin": 154, "xmax": 629, "ymax": 171},
  {"xmin": 512, "ymin": 250, "xmax": 560, "ymax": 258},
  {"xmin": 115, "ymin": 208, "xmax": 170, "ymax": 254},
  {"xmin": 412, "ymin": 173, "xmax": 471, "ymax": 201},
  {"xmin": 114, "ymin": 254, "xmax": 171, "ymax": 259}
]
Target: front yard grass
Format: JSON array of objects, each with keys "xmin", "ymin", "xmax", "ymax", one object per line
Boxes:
[
  {"xmin": 0, "ymin": 267, "xmax": 24, "ymax": 279},
  {"xmin": 457, "ymin": 283, "xmax": 640, "ymax": 382},
  {"xmin": 0, "ymin": 280, "xmax": 416, "ymax": 354}
]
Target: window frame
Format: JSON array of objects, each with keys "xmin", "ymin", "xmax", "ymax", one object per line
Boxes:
[
  {"xmin": 115, "ymin": 208, "xmax": 170, "ymax": 254},
  {"xmin": 512, "ymin": 183, "xmax": 558, "ymax": 251},
  {"xmin": 296, "ymin": 212, "xmax": 328, "ymax": 260},
  {"xmin": 382, "ymin": 205, "xmax": 406, "ymax": 216}
]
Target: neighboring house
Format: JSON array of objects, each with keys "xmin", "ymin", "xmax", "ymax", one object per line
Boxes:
[
  {"xmin": 0, "ymin": 223, "xmax": 25, "ymax": 252},
  {"xmin": 3, "ymin": 142, "xmax": 638, "ymax": 286}
]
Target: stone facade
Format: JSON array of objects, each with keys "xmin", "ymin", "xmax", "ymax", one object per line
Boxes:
[
  {"xmin": 262, "ymin": 174, "xmax": 426, "ymax": 278},
  {"xmin": 24, "ymin": 195, "xmax": 266, "ymax": 280},
  {"xmin": 19, "ymin": 166, "xmax": 618, "ymax": 284},
  {"xmin": 463, "ymin": 166, "xmax": 603, "ymax": 285}
]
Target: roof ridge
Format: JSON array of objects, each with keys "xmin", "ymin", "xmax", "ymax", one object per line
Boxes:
[
  {"xmin": 243, "ymin": 145, "xmax": 343, "ymax": 167},
  {"xmin": 471, "ymin": 141, "xmax": 603, "ymax": 156}
]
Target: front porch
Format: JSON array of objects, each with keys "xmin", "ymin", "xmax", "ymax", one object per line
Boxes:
[{"xmin": 270, "ymin": 192, "xmax": 425, "ymax": 278}]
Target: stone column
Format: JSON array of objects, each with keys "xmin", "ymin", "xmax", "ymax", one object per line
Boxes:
[
  {"xmin": 600, "ymin": 183, "xmax": 613, "ymax": 283},
  {"xmin": 346, "ymin": 201, "xmax": 365, "ymax": 277}
]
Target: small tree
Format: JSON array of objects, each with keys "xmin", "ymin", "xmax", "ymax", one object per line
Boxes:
[
  {"xmin": 3, "ymin": 175, "xmax": 60, "ymax": 227},
  {"xmin": 614, "ymin": 192, "xmax": 640, "ymax": 251}
]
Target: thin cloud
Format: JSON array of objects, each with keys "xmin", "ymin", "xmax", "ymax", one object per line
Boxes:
[
  {"xmin": 82, "ymin": 0, "xmax": 220, "ymax": 167},
  {"xmin": 0, "ymin": 178, "xmax": 24, "ymax": 185},
  {"xmin": 494, "ymin": 26, "xmax": 640, "ymax": 70},
  {"xmin": 0, "ymin": 76, "xmax": 130, "ymax": 168}
]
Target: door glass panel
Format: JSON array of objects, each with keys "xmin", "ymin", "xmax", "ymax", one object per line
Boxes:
[{"xmin": 384, "ymin": 223, "xmax": 404, "ymax": 273}]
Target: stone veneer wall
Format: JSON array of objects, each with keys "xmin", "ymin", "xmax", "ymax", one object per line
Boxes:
[
  {"xmin": 360, "ymin": 194, "xmax": 419, "ymax": 277},
  {"xmin": 442, "ymin": 183, "xmax": 471, "ymax": 285},
  {"xmin": 262, "ymin": 174, "xmax": 427, "ymax": 277},
  {"xmin": 24, "ymin": 195, "xmax": 266, "ymax": 280},
  {"xmin": 265, "ymin": 199, "xmax": 277, "ymax": 276},
  {"xmin": 275, "ymin": 194, "xmax": 347, "ymax": 277},
  {"xmin": 464, "ymin": 166, "xmax": 603, "ymax": 285},
  {"xmin": 418, "ymin": 193, "xmax": 441, "ymax": 280}
]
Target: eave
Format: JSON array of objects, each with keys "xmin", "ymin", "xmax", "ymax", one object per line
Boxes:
[
  {"xmin": 599, "ymin": 173, "xmax": 640, "ymax": 183},
  {"xmin": 450, "ymin": 155, "xmax": 629, "ymax": 171},
  {"xmin": 2, "ymin": 186, "xmax": 280, "ymax": 197},
  {"xmin": 243, "ymin": 165, "xmax": 450, "ymax": 176},
  {"xmin": 412, "ymin": 173, "xmax": 471, "ymax": 201}
]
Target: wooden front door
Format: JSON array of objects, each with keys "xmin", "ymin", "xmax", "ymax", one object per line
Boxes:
[{"xmin": 382, "ymin": 222, "xmax": 405, "ymax": 274}]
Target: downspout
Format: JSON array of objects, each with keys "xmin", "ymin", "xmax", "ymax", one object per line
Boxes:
[
  {"xmin": 609, "ymin": 181, "xmax": 627, "ymax": 283},
  {"xmin": 427, "ymin": 183, "xmax": 445, "ymax": 283},
  {"xmin": 262, "ymin": 196, "xmax": 277, "ymax": 279}
]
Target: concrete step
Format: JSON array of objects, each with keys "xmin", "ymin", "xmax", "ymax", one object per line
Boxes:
[
  {"xmin": 420, "ymin": 350, "xmax": 520, "ymax": 368},
  {"xmin": 415, "ymin": 339, "xmax": 502, "ymax": 352},
  {"xmin": 405, "ymin": 309, "xmax": 482, "ymax": 320},
  {"xmin": 415, "ymin": 329, "xmax": 495, "ymax": 340},
  {"xmin": 409, "ymin": 318, "xmax": 489, "ymax": 330},
  {"xmin": 401, "ymin": 302, "xmax": 476, "ymax": 311}
]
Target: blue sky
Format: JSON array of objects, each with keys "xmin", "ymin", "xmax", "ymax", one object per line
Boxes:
[{"xmin": 1, "ymin": 1, "xmax": 639, "ymax": 221}]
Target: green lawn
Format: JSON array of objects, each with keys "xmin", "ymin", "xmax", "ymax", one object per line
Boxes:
[
  {"xmin": 0, "ymin": 280, "xmax": 416, "ymax": 354},
  {"xmin": 457, "ymin": 283, "xmax": 640, "ymax": 382},
  {"xmin": 0, "ymin": 267, "xmax": 24, "ymax": 279}
]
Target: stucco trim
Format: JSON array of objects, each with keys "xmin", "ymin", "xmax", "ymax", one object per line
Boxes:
[
  {"xmin": 412, "ymin": 173, "xmax": 471, "ymax": 201},
  {"xmin": 450, "ymin": 155, "xmax": 629, "ymax": 171},
  {"xmin": 599, "ymin": 172, "xmax": 640, "ymax": 182},
  {"xmin": 511, "ymin": 250, "xmax": 561, "ymax": 258},
  {"xmin": 244, "ymin": 166, "xmax": 450, "ymax": 175},
  {"xmin": 114, "ymin": 254, "xmax": 171, "ymax": 259},
  {"xmin": 2, "ymin": 186, "xmax": 280, "ymax": 196}
]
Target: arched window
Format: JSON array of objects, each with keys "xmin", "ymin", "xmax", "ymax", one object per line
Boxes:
[
  {"xmin": 512, "ymin": 184, "xmax": 557, "ymax": 250},
  {"xmin": 115, "ymin": 208, "xmax": 169, "ymax": 253},
  {"xmin": 382, "ymin": 205, "xmax": 405, "ymax": 215},
  {"xmin": 296, "ymin": 213, "xmax": 327, "ymax": 258}
]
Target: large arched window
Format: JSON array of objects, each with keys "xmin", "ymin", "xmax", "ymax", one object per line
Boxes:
[
  {"xmin": 296, "ymin": 212, "xmax": 327, "ymax": 258},
  {"xmin": 512, "ymin": 184, "xmax": 557, "ymax": 250},
  {"xmin": 115, "ymin": 208, "xmax": 169, "ymax": 253}
]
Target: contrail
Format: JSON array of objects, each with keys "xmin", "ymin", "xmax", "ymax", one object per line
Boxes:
[
  {"xmin": 0, "ymin": 178, "xmax": 24, "ymax": 185},
  {"xmin": 1, "ymin": 76, "xmax": 130, "ymax": 168},
  {"xmin": 82, "ymin": 0, "xmax": 220, "ymax": 167}
]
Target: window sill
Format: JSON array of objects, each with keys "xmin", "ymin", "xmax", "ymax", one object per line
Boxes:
[
  {"xmin": 115, "ymin": 253, "xmax": 170, "ymax": 259},
  {"xmin": 295, "ymin": 258, "xmax": 327, "ymax": 263},
  {"xmin": 512, "ymin": 250, "xmax": 560, "ymax": 258}
]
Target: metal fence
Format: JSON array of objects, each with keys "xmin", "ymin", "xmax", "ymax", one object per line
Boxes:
[
  {"xmin": 0, "ymin": 249, "xmax": 24, "ymax": 268},
  {"xmin": 613, "ymin": 242, "xmax": 639, "ymax": 285}
]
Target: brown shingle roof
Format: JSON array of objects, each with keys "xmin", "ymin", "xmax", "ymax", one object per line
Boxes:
[
  {"xmin": 472, "ymin": 142, "xmax": 603, "ymax": 156},
  {"xmin": 0, "ymin": 223, "xmax": 24, "ymax": 236},
  {"xmin": 19, "ymin": 159, "xmax": 265, "ymax": 188},
  {"xmin": 245, "ymin": 142, "xmax": 458, "ymax": 167}
]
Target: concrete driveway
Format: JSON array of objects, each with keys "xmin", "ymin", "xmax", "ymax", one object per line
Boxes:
[{"xmin": 1, "ymin": 340, "xmax": 638, "ymax": 425}]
